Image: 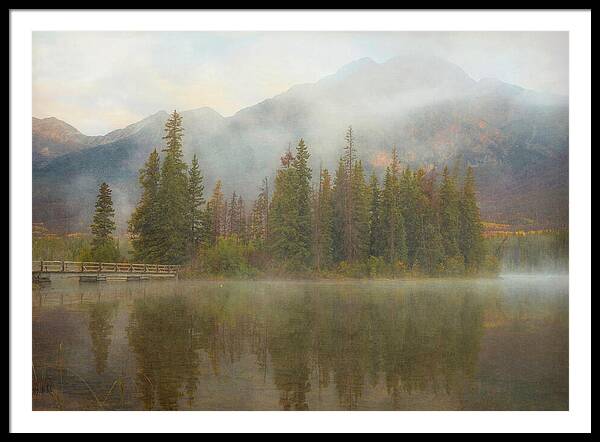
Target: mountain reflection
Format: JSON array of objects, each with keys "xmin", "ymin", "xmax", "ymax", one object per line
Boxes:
[{"xmin": 124, "ymin": 283, "xmax": 486, "ymax": 410}]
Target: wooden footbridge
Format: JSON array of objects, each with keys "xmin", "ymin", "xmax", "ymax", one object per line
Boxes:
[{"xmin": 32, "ymin": 260, "xmax": 181, "ymax": 283}]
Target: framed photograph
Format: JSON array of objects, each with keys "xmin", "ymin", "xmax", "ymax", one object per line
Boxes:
[{"xmin": 9, "ymin": 9, "xmax": 591, "ymax": 434}]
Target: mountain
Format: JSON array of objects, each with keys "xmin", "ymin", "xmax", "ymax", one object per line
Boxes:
[
  {"xmin": 32, "ymin": 55, "xmax": 568, "ymax": 233},
  {"xmin": 33, "ymin": 117, "xmax": 96, "ymax": 165}
]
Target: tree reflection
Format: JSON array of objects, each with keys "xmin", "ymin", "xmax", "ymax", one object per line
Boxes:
[
  {"xmin": 123, "ymin": 282, "xmax": 486, "ymax": 410},
  {"xmin": 267, "ymin": 293, "xmax": 313, "ymax": 410},
  {"xmin": 87, "ymin": 300, "xmax": 118, "ymax": 375},
  {"xmin": 127, "ymin": 295, "xmax": 201, "ymax": 410}
]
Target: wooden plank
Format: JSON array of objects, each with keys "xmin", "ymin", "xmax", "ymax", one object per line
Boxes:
[{"xmin": 33, "ymin": 260, "xmax": 179, "ymax": 275}]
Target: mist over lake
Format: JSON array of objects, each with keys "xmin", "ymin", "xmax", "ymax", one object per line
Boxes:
[{"xmin": 32, "ymin": 275, "xmax": 568, "ymax": 411}]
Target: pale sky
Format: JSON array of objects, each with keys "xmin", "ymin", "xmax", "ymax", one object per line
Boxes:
[{"xmin": 33, "ymin": 31, "xmax": 568, "ymax": 135}]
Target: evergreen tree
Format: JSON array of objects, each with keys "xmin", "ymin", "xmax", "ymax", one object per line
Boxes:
[
  {"xmin": 313, "ymin": 167, "xmax": 334, "ymax": 270},
  {"xmin": 292, "ymin": 138, "xmax": 313, "ymax": 263},
  {"xmin": 368, "ymin": 173, "xmax": 383, "ymax": 257},
  {"xmin": 90, "ymin": 182, "xmax": 119, "ymax": 262},
  {"xmin": 155, "ymin": 110, "xmax": 189, "ymax": 264},
  {"xmin": 187, "ymin": 154, "xmax": 204, "ymax": 254},
  {"xmin": 270, "ymin": 150, "xmax": 297, "ymax": 263},
  {"xmin": 439, "ymin": 165, "xmax": 461, "ymax": 259},
  {"xmin": 237, "ymin": 195, "xmax": 247, "ymax": 243},
  {"xmin": 331, "ymin": 157, "xmax": 346, "ymax": 263},
  {"xmin": 270, "ymin": 139, "xmax": 312, "ymax": 267},
  {"xmin": 399, "ymin": 167, "xmax": 421, "ymax": 267},
  {"xmin": 228, "ymin": 191, "xmax": 240, "ymax": 237},
  {"xmin": 380, "ymin": 148, "xmax": 407, "ymax": 263},
  {"xmin": 250, "ymin": 177, "xmax": 270, "ymax": 244},
  {"xmin": 199, "ymin": 202, "xmax": 214, "ymax": 247},
  {"xmin": 128, "ymin": 149, "xmax": 161, "ymax": 262},
  {"xmin": 414, "ymin": 169, "xmax": 444, "ymax": 274},
  {"xmin": 351, "ymin": 160, "xmax": 370, "ymax": 262},
  {"xmin": 459, "ymin": 166, "xmax": 485, "ymax": 272},
  {"xmin": 342, "ymin": 126, "xmax": 356, "ymax": 261},
  {"xmin": 207, "ymin": 180, "xmax": 226, "ymax": 244}
]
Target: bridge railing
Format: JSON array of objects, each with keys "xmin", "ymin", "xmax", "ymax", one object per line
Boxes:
[{"xmin": 33, "ymin": 260, "xmax": 181, "ymax": 274}]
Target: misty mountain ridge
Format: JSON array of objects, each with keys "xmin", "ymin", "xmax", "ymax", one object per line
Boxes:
[{"xmin": 33, "ymin": 54, "xmax": 568, "ymax": 233}]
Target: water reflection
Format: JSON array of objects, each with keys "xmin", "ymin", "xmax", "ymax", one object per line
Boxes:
[
  {"xmin": 87, "ymin": 300, "xmax": 118, "ymax": 375},
  {"xmin": 124, "ymin": 284, "xmax": 493, "ymax": 410},
  {"xmin": 32, "ymin": 278, "xmax": 568, "ymax": 411}
]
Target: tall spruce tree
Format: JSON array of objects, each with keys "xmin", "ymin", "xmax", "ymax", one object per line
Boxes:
[
  {"xmin": 250, "ymin": 177, "xmax": 270, "ymax": 244},
  {"xmin": 292, "ymin": 138, "xmax": 312, "ymax": 263},
  {"xmin": 187, "ymin": 154, "xmax": 205, "ymax": 254},
  {"xmin": 128, "ymin": 149, "xmax": 161, "ymax": 262},
  {"xmin": 342, "ymin": 126, "xmax": 356, "ymax": 261},
  {"xmin": 270, "ymin": 149, "xmax": 297, "ymax": 263},
  {"xmin": 439, "ymin": 165, "xmax": 461, "ymax": 259},
  {"xmin": 90, "ymin": 182, "xmax": 119, "ymax": 262},
  {"xmin": 351, "ymin": 160, "xmax": 370, "ymax": 262},
  {"xmin": 228, "ymin": 191, "xmax": 240, "ymax": 237},
  {"xmin": 399, "ymin": 167, "xmax": 421, "ymax": 267},
  {"xmin": 237, "ymin": 195, "xmax": 247, "ymax": 243},
  {"xmin": 459, "ymin": 166, "xmax": 485, "ymax": 272},
  {"xmin": 313, "ymin": 167, "xmax": 334, "ymax": 270},
  {"xmin": 207, "ymin": 180, "xmax": 226, "ymax": 244},
  {"xmin": 380, "ymin": 148, "xmax": 407, "ymax": 263},
  {"xmin": 414, "ymin": 169, "xmax": 444, "ymax": 274},
  {"xmin": 331, "ymin": 157, "xmax": 347, "ymax": 263},
  {"xmin": 368, "ymin": 173, "xmax": 383, "ymax": 257},
  {"xmin": 270, "ymin": 139, "xmax": 312, "ymax": 267},
  {"xmin": 155, "ymin": 110, "xmax": 189, "ymax": 264}
]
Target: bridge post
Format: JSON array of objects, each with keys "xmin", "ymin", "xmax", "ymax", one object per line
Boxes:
[
  {"xmin": 40, "ymin": 260, "xmax": 44, "ymax": 272},
  {"xmin": 61, "ymin": 261, "xmax": 65, "ymax": 272}
]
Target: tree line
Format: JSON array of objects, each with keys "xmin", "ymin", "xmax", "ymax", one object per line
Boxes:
[{"xmin": 89, "ymin": 110, "xmax": 495, "ymax": 276}]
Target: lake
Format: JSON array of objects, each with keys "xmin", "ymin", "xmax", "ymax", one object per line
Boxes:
[{"xmin": 32, "ymin": 275, "xmax": 568, "ymax": 411}]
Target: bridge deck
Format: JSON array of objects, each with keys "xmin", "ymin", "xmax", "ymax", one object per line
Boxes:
[{"xmin": 32, "ymin": 260, "xmax": 180, "ymax": 276}]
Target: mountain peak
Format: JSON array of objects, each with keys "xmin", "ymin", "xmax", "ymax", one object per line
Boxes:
[
  {"xmin": 182, "ymin": 106, "xmax": 224, "ymax": 119},
  {"xmin": 32, "ymin": 116, "xmax": 82, "ymax": 135},
  {"xmin": 334, "ymin": 57, "xmax": 377, "ymax": 78}
]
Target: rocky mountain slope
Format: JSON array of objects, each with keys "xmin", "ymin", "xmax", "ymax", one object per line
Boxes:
[{"xmin": 33, "ymin": 55, "xmax": 568, "ymax": 233}]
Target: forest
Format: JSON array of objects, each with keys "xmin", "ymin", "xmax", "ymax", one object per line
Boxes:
[{"xmin": 35, "ymin": 110, "xmax": 551, "ymax": 278}]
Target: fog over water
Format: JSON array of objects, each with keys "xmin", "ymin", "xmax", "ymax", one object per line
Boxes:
[{"xmin": 33, "ymin": 275, "xmax": 568, "ymax": 411}]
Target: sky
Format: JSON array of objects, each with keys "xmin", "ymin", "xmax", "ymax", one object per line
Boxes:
[{"xmin": 33, "ymin": 31, "xmax": 568, "ymax": 135}]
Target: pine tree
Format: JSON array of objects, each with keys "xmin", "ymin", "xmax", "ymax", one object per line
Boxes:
[
  {"xmin": 228, "ymin": 191, "xmax": 240, "ymax": 237},
  {"xmin": 439, "ymin": 165, "xmax": 461, "ymax": 259},
  {"xmin": 270, "ymin": 139, "xmax": 312, "ymax": 267},
  {"xmin": 293, "ymin": 138, "xmax": 312, "ymax": 263},
  {"xmin": 155, "ymin": 110, "xmax": 189, "ymax": 264},
  {"xmin": 270, "ymin": 150, "xmax": 297, "ymax": 263},
  {"xmin": 187, "ymin": 154, "xmax": 204, "ymax": 254},
  {"xmin": 414, "ymin": 169, "xmax": 444, "ymax": 274},
  {"xmin": 237, "ymin": 195, "xmax": 247, "ymax": 243},
  {"xmin": 351, "ymin": 160, "xmax": 370, "ymax": 261},
  {"xmin": 313, "ymin": 167, "xmax": 334, "ymax": 270},
  {"xmin": 459, "ymin": 166, "xmax": 485, "ymax": 272},
  {"xmin": 250, "ymin": 177, "xmax": 270, "ymax": 244},
  {"xmin": 331, "ymin": 157, "xmax": 346, "ymax": 263},
  {"xmin": 342, "ymin": 126, "xmax": 355, "ymax": 261},
  {"xmin": 128, "ymin": 149, "xmax": 161, "ymax": 262},
  {"xmin": 207, "ymin": 180, "xmax": 226, "ymax": 244},
  {"xmin": 399, "ymin": 167, "xmax": 421, "ymax": 267},
  {"xmin": 380, "ymin": 148, "xmax": 407, "ymax": 264},
  {"xmin": 368, "ymin": 173, "xmax": 383, "ymax": 257},
  {"xmin": 90, "ymin": 182, "xmax": 119, "ymax": 262}
]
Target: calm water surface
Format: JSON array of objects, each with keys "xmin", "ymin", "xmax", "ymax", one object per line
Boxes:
[{"xmin": 32, "ymin": 276, "xmax": 568, "ymax": 410}]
